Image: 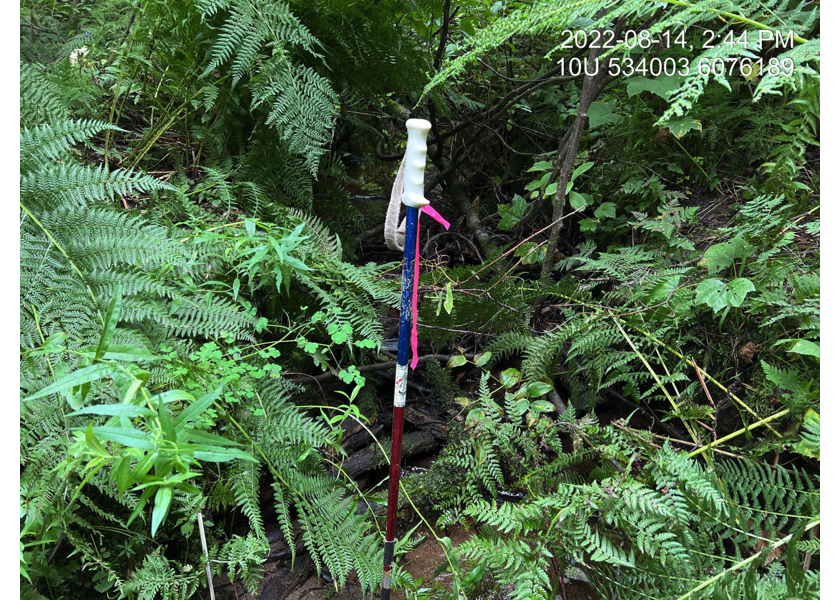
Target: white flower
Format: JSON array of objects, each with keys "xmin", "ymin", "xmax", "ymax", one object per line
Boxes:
[{"xmin": 69, "ymin": 46, "xmax": 89, "ymax": 66}]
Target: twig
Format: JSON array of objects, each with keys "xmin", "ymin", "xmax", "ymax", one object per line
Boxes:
[
  {"xmin": 675, "ymin": 519, "xmax": 819, "ymax": 600},
  {"xmin": 198, "ymin": 512, "xmax": 215, "ymax": 600},
  {"xmin": 612, "ymin": 422, "xmax": 741, "ymax": 459},
  {"xmin": 688, "ymin": 408, "xmax": 791, "ymax": 458},
  {"xmin": 691, "ymin": 358, "xmax": 716, "ymax": 409},
  {"xmin": 610, "ymin": 314, "xmax": 701, "ymax": 447},
  {"xmin": 423, "ymin": 231, "xmax": 484, "ymax": 263},
  {"xmin": 458, "ymin": 207, "xmax": 583, "ymax": 286},
  {"xmin": 31, "ymin": 532, "xmax": 66, "ymax": 590}
]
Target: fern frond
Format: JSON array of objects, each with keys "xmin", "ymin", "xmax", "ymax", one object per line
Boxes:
[
  {"xmin": 22, "ymin": 164, "xmax": 175, "ymax": 209},
  {"xmin": 21, "ymin": 119, "xmax": 121, "ymax": 168},
  {"xmin": 20, "ymin": 61, "xmax": 67, "ymax": 127}
]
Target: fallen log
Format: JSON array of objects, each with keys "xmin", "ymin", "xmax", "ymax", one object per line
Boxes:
[
  {"xmin": 206, "ymin": 524, "xmax": 312, "ymax": 600},
  {"xmin": 342, "ymin": 430, "xmax": 441, "ymax": 478},
  {"xmin": 341, "ymin": 423, "xmax": 383, "ymax": 453}
]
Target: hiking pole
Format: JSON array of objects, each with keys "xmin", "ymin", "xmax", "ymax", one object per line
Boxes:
[{"xmin": 381, "ymin": 118, "xmax": 432, "ymax": 600}]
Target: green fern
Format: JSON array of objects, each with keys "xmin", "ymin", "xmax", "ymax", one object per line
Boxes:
[
  {"xmin": 20, "ymin": 61, "xmax": 67, "ymax": 127},
  {"xmin": 199, "ymin": 0, "xmax": 337, "ymax": 173}
]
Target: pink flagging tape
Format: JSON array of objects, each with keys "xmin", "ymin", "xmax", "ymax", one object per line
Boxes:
[
  {"xmin": 420, "ymin": 204, "xmax": 450, "ymax": 230},
  {"xmin": 410, "ymin": 206, "xmax": 450, "ymax": 369}
]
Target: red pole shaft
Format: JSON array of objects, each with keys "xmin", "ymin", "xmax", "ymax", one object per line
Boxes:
[
  {"xmin": 385, "ymin": 405, "xmax": 406, "ymax": 542},
  {"xmin": 381, "ymin": 206, "xmax": 419, "ymax": 600}
]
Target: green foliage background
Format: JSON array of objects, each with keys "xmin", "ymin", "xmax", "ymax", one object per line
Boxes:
[{"xmin": 20, "ymin": 0, "xmax": 818, "ymax": 598}]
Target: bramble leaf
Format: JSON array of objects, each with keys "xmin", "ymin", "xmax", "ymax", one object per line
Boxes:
[{"xmin": 695, "ymin": 278, "xmax": 755, "ymax": 313}]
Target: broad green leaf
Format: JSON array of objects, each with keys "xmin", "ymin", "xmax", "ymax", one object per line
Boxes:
[
  {"xmin": 88, "ymin": 426, "xmax": 154, "ymax": 449},
  {"xmin": 69, "ymin": 404, "xmax": 156, "ymax": 418},
  {"xmin": 594, "ymin": 202, "xmax": 616, "ymax": 219},
  {"xmin": 720, "ymin": 278, "xmax": 755, "ymax": 307},
  {"xmin": 436, "ymin": 536, "xmax": 460, "ymax": 573},
  {"xmin": 466, "ymin": 408, "xmax": 484, "ymax": 426},
  {"xmin": 571, "ymin": 161, "xmax": 594, "ymax": 182},
  {"xmin": 527, "ymin": 160, "xmax": 553, "ymax": 172},
  {"xmin": 95, "ymin": 286, "xmax": 122, "ymax": 360},
  {"xmin": 101, "ymin": 345, "xmax": 161, "ymax": 362},
  {"xmin": 444, "ymin": 282, "xmax": 454, "ymax": 314},
  {"xmin": 530, "ymin": 400, "xmax": 556, "ymax": 413},
  {"xmin": 127, "ymin": 487, "xmax": 155, "ymax": 527},
  {"xmin": 460, "ymin": 15, "xmax": 477, "ymax": 35},
  {"xmin": 149, "ymin": 390, "xmax": 195, "ymax": 405},
  {"xmin": 626, "ymin": 74, "xmax": 682, "ymax": 100},
  {"xmin": 151, "ymin": 486, "xmax": 173, "ymax": 537},
  {"xmin": 116, "ymin": 368, "xmax": 149, "ymax": 405},
  {"xmin": 701, "ymin": 237, "xmax": 755, "ymax": 275},
  {"xmin": 244, "ymin": 244, "xmax": 270, "ymax": 268},
  {"xmin": 173, "ymin": 387, "xmax": 221, "ymax": 429},
  {"xmin": 114, "ymin": 455, "xmax": 132, "ymax": 494},
  {"xmin": 268, "ymin": 234, "xmax": 285, "ymax": 261},
  {"xmin": 182, "ymin": 429, "xmax": 242, "ymax": 447},
  {"xmin": 27, "ymin": 332, "xmax": 67, "ymax": 356},
  {"xmin": 84, "ymin": 424, "xmax": 111, "ymax": 458},
  {"xmin": 695, "ymin": 278, "xmax": 755, "ymax": 313},
  {"xmin": 244, "ymin": 219, "xmax": 256, "ymax": 237},
  {"xmin": 694, "ymin": 278, "xmax": 730, "ymax": 312},
  {"xmin": 777, "ymin": 339, "xmax": 820, "ymax": 360},
  {"xmin": 513, "ymin": 398, "xmax": 530, "ymax": 416},
  {"xmin": 497, "ymin": 202, "xmax": 519, "ymax": 229},
  {"xmin": 569, "ymin": 191, "xmax": 588, "ymax": 210},
  {"xmin": 579, "ymin": 218, "xmax": 598, "ymax": 232},
  {"xmin": 544, "ymin": 182, "xmax": 558, "ymax": 196},
  {"xmin": 514, "ymin": 242, "xmax": 545, "ymax": 265},
  {"xmin": 526, "ymin": 381, "xmax": 554, "ymax": 397},
  {"xmin": 192, "ymin": 448, "xmax": 257, "ymax": 463},
  {"xmin": 24, "ymin": 363, "xmax": 115, "ymax": 401},
  {"xmin": 474, "ymin": 352, "xmax": 492, "ymax": 367},
  {"xmin": 281, "ymin": 255, "xmax": 311, "ymax": 271},
  {"xmin": 447, "ymin": 355, "xmax": 468, "ymax": 368},
  {"xmin": 588, "ymin": 101, "xmax": 621, "ymax": 128},
  {"xmin": 462, "ymin": 562, "xmax": 487, "ymax": 591},
  {"xmin": 157, "ymin": 397, "xmax": 177, "ymax": 442},
  {"xmin": 132, "ymin": 451, "xmax": 158, "ymax": 480},
  {"xmin": 500, "ymin": 368, "xmax": 521, "ymax": 389},
  {"xmin": 660, "ymin": 116, "xmax": 702, "ymax": 139},
  {"xmin": 646, "ymin": 275, "xmax": 682, "ymax": 304}
]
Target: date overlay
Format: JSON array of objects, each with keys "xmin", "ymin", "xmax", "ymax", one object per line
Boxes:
[{"xmin": 555, "ymin": 29, "xmax": 798, "ymax": 79}]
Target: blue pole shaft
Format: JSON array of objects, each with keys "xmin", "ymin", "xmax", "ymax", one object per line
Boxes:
[{"xmin": 381, "ymin": 205, "xmax": 419, "ymax": 600}]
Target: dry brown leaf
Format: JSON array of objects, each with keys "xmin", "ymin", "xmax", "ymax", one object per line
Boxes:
[
  {"xmin": 751, "ymin": 530, "xmax": 785, "ymax": 565},
  {"xmin": 654, "ymin": 128, "xmax": 672, "ymax": 142},
  {"xmin": 738, "ymin": 342, "xmax": 759, "ymax": 363}
]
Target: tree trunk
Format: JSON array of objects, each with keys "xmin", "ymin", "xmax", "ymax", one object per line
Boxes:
[{"xmin": 540, "ymin": 45, "xmax": 607, "ymax": 277}]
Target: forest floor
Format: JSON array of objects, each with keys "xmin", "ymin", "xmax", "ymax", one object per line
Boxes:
[{"xmin": 203, "ymin": 396, "xmax": 656, "ymax": 600}]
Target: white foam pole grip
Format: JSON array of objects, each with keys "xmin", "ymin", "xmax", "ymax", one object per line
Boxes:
[{"xmin": 402, "ymin": 119, "xmax": 431, "ymax": 208}]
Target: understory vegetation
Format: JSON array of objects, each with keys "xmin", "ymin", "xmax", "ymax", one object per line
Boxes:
[{"xmin": 20, "ymin": 0, "xmax": 818, "ymax": 599}]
